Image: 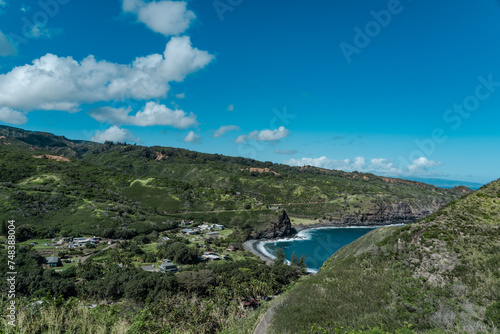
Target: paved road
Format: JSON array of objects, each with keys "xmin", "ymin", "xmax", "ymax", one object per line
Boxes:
[{"xmin": 141, "ymin": 265, "xmax": 160, "ymax": 272}]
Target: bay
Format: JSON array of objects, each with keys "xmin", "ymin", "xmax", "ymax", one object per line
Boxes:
[{"xmin": 261, "ymin": 227, "xmax": 377, "ymax": 272}]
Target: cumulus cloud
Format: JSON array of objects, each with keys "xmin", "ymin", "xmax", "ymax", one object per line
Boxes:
[
  {"xmin": 275, "ymin": 149, "xmax": 297, "ymax": 155},
  {"xmin": 213, "ymin": 125, "xmax": 239, "ymax": 138},
  {"xmin": 91, "ymin": 126, "xmax": 138, "ymax": 143},
  {"xmin": 183, "ymin": 130, "xmax": 201, "ymax": 143},
  {"xmin": 175, "ymin": 92, "xmax": 185, "ymax": 99},
  {"xmin": 227, "ymin": 104, "xmax": 234, "ymax": 111},
  {"xmin": 284, "ymin": 156, "xmax": 441, "ymax": 177},
  {"xmin": 89, "ymin": 101, "xmax": 197, "ymax": 129},
  {"xmin": 235, "ymin": 126, "xmax": 289, "ymax": 143},
  {"xmin": 0, "ymin": 107, "xmax": 28, "ymax": 125},
  {"xmin": 0, "ymin": 31, "xmax": 15, "ymax": 56},
  {"xmin": 0, "ymin": 36, "xmax": 213, "ymax": 113},
  {"xmin": 122, "ymin": 0, "xmax": 195, "ymax": 37},
  {"xmin": 407, "ymin": 157, "xmax": 442, "ymax": 174}
]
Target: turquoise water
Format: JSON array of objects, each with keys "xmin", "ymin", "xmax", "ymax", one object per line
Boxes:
[{"xmin": 261, "ymin": 227, "xmax": 377, "ymax": 272}]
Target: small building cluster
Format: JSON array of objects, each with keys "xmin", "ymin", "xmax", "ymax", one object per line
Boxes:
[
  {"xmin": 198, "ymin": 223, "xmax": 224, "ymax": 231},
  {"xmin": 180, "ymin": 223, "xmax": 224, "ymax": 236},
  {"xmin": 67, "ymin": 237, "xmax": 100, "ymax": 248}
]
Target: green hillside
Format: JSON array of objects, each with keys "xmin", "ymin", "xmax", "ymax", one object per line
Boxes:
[
  {"xmin": 0, "ymin": 125, "xmax": 470, "ymax": 239},
  {"xmin": 270, "ymin": 179, "xmax": 500, "ymax": 333}
]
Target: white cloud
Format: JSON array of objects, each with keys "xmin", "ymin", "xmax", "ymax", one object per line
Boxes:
[
  {"xmin": 213, "ymin": 125, "xmax": 239, "ymax": 138},
  {"xmin": 0, "ymin": 31, "xmax": 15, "ymax": 56},
  {"xmin": 0, "ymin": 36, "xmax": 213, "ymax": 113},
  {"xmin": 407, "ymin": 157, "xmax": 442, "ymax": 174},
  {"xmin": 227, "ymin": 104, "xmax": 234, "ymax": 111},
  {"xmin": 28, "ymin": 23, "xmax": 62, "ymax": 39},
  {"xmin": 235, "ymin": 126, "xmax": 289, "ymax": 143},
  {"xmin": 183, "ymin": 130, "xmax": 201, "ymax": 143},
  {"xmin": 284, "ymin": 156, "xmax": 441, "ymax": 177},
  {"xmin": 175, "ymin": 92, "xmax": 185, "ymax": 99},
  {"xmin": 89, "ymin": 101, "xmax": 197, "ymax": 129},
  {"xmin": 91, "ymin": 126, "xmax": 138, "ymax": 143},
  {"xmin": 123, "ymin": 0, "xmax": 195, "ymax": 37},
  {"xmin": 275, "ymin": 149, "xmax": 297, "ymax": 155},
  {"xmin": 0, "ymin": 107, "xmax": 27, "ymax": 125}
]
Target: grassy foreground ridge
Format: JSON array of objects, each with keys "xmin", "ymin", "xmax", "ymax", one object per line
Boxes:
[{"xmin": 270, "ymin": 178, "xmax": 500, "ymax": 333}]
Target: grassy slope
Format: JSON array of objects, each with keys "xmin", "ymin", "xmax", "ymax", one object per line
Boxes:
[
  {"xmin": 0, "ymin": 125, "xmax": 471, "ymax": 237},
  {"xmin": 270, "ymin": 179, "xmax": 500, "ymax": 333}
]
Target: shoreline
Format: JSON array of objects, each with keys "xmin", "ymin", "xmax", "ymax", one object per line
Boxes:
[{"xmin": 243, "ymin": 221, "xmax": 408, "ymax": 268}]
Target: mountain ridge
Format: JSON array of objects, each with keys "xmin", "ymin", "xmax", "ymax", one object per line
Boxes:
[{"xmin": 0, "ymin": 125, "xmax": 472, "ymax": 240}]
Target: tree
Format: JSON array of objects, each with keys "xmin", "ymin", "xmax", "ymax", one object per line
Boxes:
[
  {"xmin": 298, "ymin": 255, "xmax": 306, "ymax": 270},
  {"xmin": 273, "ymin": 247, "xmax": 286, "ymax": 266},
  {"xmin": 290, "ymin": 252, "xmax": 298, "ymax": 267}
]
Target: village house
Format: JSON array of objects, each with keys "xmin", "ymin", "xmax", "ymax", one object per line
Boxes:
[
  {"xmin": 45, "ymin": 257, "xmax": 60, "ymax": 268},
  {"xmin": 198, "ymin": 224, "xmax": 212, "ymax": 231},
  {"xmin": 201, "ymin": 251, "xmax": 220, "ymax": 261},
  {"xmin": 188, "ymin": 229, "xmax": 201, "ymax": 235},
  {"xmin": 180, "ymin": 220, "xmax": 191, "ymax": 227},
  {"xmin": 159, "ymin": 259, "xmax": 178, "ymax": 273}
]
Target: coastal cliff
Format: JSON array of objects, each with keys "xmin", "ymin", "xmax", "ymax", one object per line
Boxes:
[
  {"xmin": 322, "ymin": 199, "xmax": 450, "ymax": 226},
  {"xmin": 250, "ymin": 199, "xmax": 455, "ymax": 241}
]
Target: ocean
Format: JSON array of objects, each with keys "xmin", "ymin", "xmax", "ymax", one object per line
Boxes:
[{"xmin": 260, "ymin": 226, "xmax": 380, "ymax": 272}]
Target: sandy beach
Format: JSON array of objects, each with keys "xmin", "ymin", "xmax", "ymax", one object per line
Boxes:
[{"xmin": 243, "ymin": 239, "xmax": 275, "ymax": 265}]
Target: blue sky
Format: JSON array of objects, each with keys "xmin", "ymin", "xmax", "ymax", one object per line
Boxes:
[{"xmin": 0, "ymin": 0, "xmax": 499, "ymax": 183}]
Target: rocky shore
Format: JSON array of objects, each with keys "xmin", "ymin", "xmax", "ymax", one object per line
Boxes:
[{"xmin": 244, "ymin": 210, "xmax": 415, "ymax": 267}]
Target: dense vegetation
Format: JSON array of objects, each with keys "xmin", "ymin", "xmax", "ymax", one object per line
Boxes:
[
  {"xmin": 0, "ymin": 237, "xmax": 304, "ymax": 333},
  {"xmin": 0, "ymin": 125, "xmax": 480, "ymax": 333},
  {"xmin": 0, "ymin": 125, "xmax": 470, "ymax": 240},
  {"xmin": 270, "ymin": 179, "xmax": 500, "ymax": 333}
]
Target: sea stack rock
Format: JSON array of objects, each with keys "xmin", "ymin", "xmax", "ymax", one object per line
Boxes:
[
  {"xmin": 272, "ymin": 210, "xmax": 292, "ymax": 238},
  {"xmin": 253, "ymin": 210, "xmax": 294, "ymax": 239}
]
